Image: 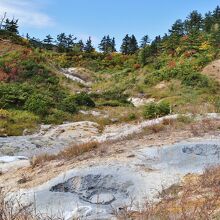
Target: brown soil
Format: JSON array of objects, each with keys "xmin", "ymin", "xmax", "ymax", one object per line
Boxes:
[{"xmin": 202, "ymin": 59, "xmax": 220, "ymax": 84}]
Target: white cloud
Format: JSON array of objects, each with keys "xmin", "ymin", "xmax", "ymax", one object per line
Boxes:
[{"xmin": 0, "ymin": 0, "xmax": 54, "ymax": 28}]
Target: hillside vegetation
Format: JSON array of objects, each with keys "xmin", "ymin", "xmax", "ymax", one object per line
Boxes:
[{"xmin": 0, "ymin": 6, "xmax": 219, "ymax": 136}]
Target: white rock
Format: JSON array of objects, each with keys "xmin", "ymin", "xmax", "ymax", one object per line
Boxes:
[{"xmin": 129, "ymin": 97, "xmax": 155, "ymax": 107}]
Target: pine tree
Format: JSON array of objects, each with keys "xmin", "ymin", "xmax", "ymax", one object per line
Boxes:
[
  {"xmin": 213, "ymin": 5, "xmax": 220, "ymax": 21},
  {"xmin": 84, "ymin": 37, "xmax": 94, "ymax": 53},
  {"xmin": 139, "ymin": 46, "xmax": 152, "ymax": 66},
  {"xmin": 150, "ymin": 35, "xmax": 162, "ymax": 55},
  {"xmin": 211, "ymin": 6, "xmax": 220, "ymax": 48},
  {"xmin": 26, "ymin": 33, "xmax": 30, "ymax": 40},
  {"xmin": 99, "ymin": 36, "xmax": 107, "ymax": 52},
  {"xmin": 43, "ymin": 35, "xmax": 53, "ymax": 44},
  {"xmin": 57, "ymin": 33, "xmax": 67, "ymax": 52},
  {"xmin": 129, "ymin": 35, "xmax": 139, "ymax": 54},
  {"xmin": 111, "ymin": 37, "xmax": 116, "ymax": 52},
  {"xmin": 169, "ymin": 19, "xmax": 185, "ymax": 36},
  {"xmin": 99, "ymin": 35, "xmax": 116, "ymax": 53},
  {"xmin": 4, "ymin": 18, "xmax": 19, "ymax": 34},
  {"xmin": 185, "ymin": 10, "xmax": 203, "ymax": 33},
  {"xmin": 121, "ymin": 34, "xmax": 138, "ymax": 55},
  {"xmin": 120, "ymin": 34, "xmax": 130, "ymax": 54},
  {"xmin": 140, "ymin": 35, "xmax": 150, "ymax": 48},
  {"xmin": 76, "ymin": 40, "xmax": 84, "ymax": 52},
  {"xmin": 66, "ymin": 34, "xmax": 77, "ymax": 49},
  {"xmin": 203, "ymin": 12, "xmax": 214, "ymax": 32},
  {"xmin": 43, "ymin": 35, "xmax": 54, "ymax": 50},
  {"xmin": 56, "ymin": 33, "xmax": 76, "ymax": 52}
]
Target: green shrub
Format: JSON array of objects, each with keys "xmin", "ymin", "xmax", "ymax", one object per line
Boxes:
[
  {"xmin": 73, "ymin": 92, "xmax": 95, "ymax": 107},
  {"xmin": 128, "ymin": 113, "xmax": 136, "ymax": 120},
  {"xmin": 0, "ymin": 110, "xmax": 39, "ymax": 136},
  {"xmin": 181, "ymin": 72, "xmax": 210, "ymax": 88},
  {"xmin": 25, "ymin": 94, "xmax": 52, "ymax": 115},
  {"xmin": 44, "ymin": 109, "xmax": 72, "ymax": 124},
  {"xmin": 143, "ymin": 102, "xmax": 170, "ymax": 119},
  {"xmin": 61, "ymin": 96, "xmax": 77, "ymax": 113},
  {"xmin": 0, "ymin": 83, "xmax": 31, "ymax": 109},
  {"xmin": 98, "ymin": 100, "xmax": 128, "ymax": 107}
]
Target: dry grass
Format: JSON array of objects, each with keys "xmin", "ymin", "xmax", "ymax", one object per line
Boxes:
[
  {"xmin": 115, "ymin": 165, "xmax": 220, "ymax": 220},
  {"xmin": 31, "ymin": 141, "xmax": 99, "ymax": 168},
  {"xmin": 0, "ymin": 188, "xmax": 64, "ymax": 220},
  {"xmin": 190, "ymin": 118, "xmax": 219, "ymax": 137},
  {"xmin": 202, "ymin": 59, "xmax": 220, "ymax": 84},
  {"xmin": 147, "ymin": 123, "xmax": 166, "ymax": 133}
]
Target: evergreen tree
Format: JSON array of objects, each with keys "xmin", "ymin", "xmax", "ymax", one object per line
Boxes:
[
  {"xmin": 129, "ymin": 35, "xmax": 139, "ymax": 54},
  {"xmin": 99, "ymin": 35, "xmax": 116, "ymax": 53},
  {"xmin": 139, "ymin": 46, "xmax": 152, "ymax": 66},
  {"xmin": 111, "ymin": 37, "xmax": 116, "ymax": 52},
  {"xmin": 66, "ymin": 34, "xmax": 77, "ymax": 49},
  {"xmin": 120, "ymin": 34, "xmax": 130, "ymax": 54},
  {"xmin": 4, "ymin": 18, "xmax": 19, "ymax": 34},
  {"xmin": 57, "ymin": 33, "xmax": 67, "ymax": 51},
  {"xmin": 29, "ymin": 37, "xmax": 43, "ymax": 48},
  {"xmin": 43, "ymin": 35, "xmax": 53, "ymax": 44},
  {"xmin": 150, "ymin": 35, "xmax": 162, "ymax": 55},
  {"xmin": 84, "ymin": 37, "xmax": 94, "ymax": 53},
  {"xmin": 121, "ymin": 34, "xmax": 138, "ymax": 55},
  {"xmin": 99, "ymin": 36, "xmax": 107, "ymax": 52},
  {"xmin": 213, "ymin": 5, "xmax": 220, "ymax": 22},
  {"xmin": 26, "ymin": 33, "xmax": 30, "ymax": 40},
  {"xmin": 185, "ymin": 10, "xmax": 203, "ymax": 33},
  {"xmin": 76, "ymin": 40, "xmax": 84, "ymax": 52},
  {"xmin": 43, "ymin": 35, "xmax": 54, "ymax": 50},
  {"xmin": 203, "ymin": 12, "xmax": 214, "ymax": 32},
  {"xmin": 169, "ymin": 19, "xmax": 185, "ymax": 36},
  {"xmin": 140, "ymin": 35, "xmax": 150, "ymax": 48},
  {"xmin": 56, "ymin": 33, "xmax": 76, "ymax": 52}
]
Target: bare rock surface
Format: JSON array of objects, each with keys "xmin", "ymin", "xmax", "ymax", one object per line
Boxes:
[
  {"xmin": 0, "ymin": 113, "xmax": 220, "ymax": 158},
  {"xmin": 0, "ymin": 121, "xmax": 100, "ymax": 157},
  {"xmin": 129, "ymin": 97, "xmax": 155, "ymax": 107},
  {"xmin": 61, "ymin": 67, "xmax": 92, "ymax": 86},
  {"xmin": 11, "ymin": 138, "xmax": 220, "ymax": 219},
  {"xmin": 1, "ymin": 113, "xmax": 220, "ymax": 219}
]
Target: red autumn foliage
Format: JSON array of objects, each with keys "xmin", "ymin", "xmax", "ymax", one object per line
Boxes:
[
  {"xmin": 184, "ymin": 50, "xmax": 197, "ymax": 58},
  {"xmin": 167, "ymin": 60, "xmax": 177, "ymax": 69},
  {"xmin": 133, "ymin": 63, "xmax": 141, "ymax": 69}
]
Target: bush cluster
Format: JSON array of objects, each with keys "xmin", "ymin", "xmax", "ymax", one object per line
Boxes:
[{"xmin": 143, "ymin": 102, "xmax": 170, "ymax": 119}]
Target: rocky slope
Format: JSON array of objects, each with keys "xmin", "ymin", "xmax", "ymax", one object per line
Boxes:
[{"xmin": 1, "ymin": 114, "xmax": 220, "ymax": 219}]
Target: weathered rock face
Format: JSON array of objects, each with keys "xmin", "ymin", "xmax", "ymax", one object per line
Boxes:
[
  {"xmin": 61, "ymin": 68, "xmax": 92, "ymax": 86},
  {"xmin": 1, "ymin": 113, "xmax": 220, "ymax": 158},
  {"xmin": 51, "ymin": 174, "xmax": 132, "ymax": 205},
  {"xmin": 129, "ymin": 97, "xmax": 155, "ymax": 107},
  {"xmin": 4, "ymin": 138, "xmax": 220, "ymax": 220},
  {"xmin": 0, "ymin": 121, "xmax": 100, "ymax": 157}
]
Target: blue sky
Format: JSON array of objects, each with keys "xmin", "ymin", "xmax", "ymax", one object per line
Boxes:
[{"xmin": 0, "ymin": 0, "xmax": 219, "ymax": 49}]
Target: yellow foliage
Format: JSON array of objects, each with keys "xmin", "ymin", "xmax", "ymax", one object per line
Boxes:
[
  {"xmin": 0, "ymin": 109, "xmax": 10, "ymax": 118},
  {"xmin": 199, "ymin": 41, "xmax": 211, "ymax": 51}
]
